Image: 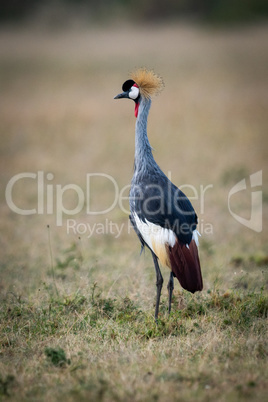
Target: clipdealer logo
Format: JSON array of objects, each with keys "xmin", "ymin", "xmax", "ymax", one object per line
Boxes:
[
  {"xmin": 5, "ymin": 170, "xmax": 263, "ymax": 234},
  {"xmin": 228, "ymin": 170, "xmax": 262, "ymax": 232},
  {"xmin": 4, "ymin": 171, "xmax": 214, "ymax": 235},
  {"xmin": 5, "ymin": 172, "xmax": 120, "ymax": 226}
]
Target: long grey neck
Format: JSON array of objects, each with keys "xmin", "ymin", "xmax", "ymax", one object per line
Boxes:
[{"xmin": 134, "ymin": 97, "xmax": 155, "ymax": 172}]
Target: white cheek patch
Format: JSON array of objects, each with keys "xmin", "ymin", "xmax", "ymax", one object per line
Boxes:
[
  {"xmin": 132, "ymin": 212, "xmax": 176, "ymax": 252},
  {"xmin": 129, "ymin": 86, "xmax": 140, "ymax": 100}
]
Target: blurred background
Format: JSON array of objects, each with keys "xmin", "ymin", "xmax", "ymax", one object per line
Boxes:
[
  {"xmin": 1, "ymin": 0, "xmax": 268, "ymax": 25},
  {"xmin": 0, "ymin": 1, "xmax": 267, "ymax": 297}
]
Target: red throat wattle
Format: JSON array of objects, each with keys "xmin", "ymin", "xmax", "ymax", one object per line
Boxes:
[
  {"xmin": 135, "ymin": 102, "xmax": 140, "ymax": 118},
  {"xmin": 133, "ymin": 83, "xmax": 139, "ymax": 118}
]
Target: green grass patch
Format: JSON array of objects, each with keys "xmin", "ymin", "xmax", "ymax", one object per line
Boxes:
[
  {"xmin": 45, "ymin": 347, "xmax": 71, "ymax": 367},
  {"xmin": 1, "ymin": 287, "xmax": 267, "ymax": 401}
]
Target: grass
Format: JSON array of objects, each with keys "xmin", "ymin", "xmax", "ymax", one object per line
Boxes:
[
  {"xmin": 1, "ymin": 285, "xmax": 267, "ymax": 401},
  {"xmin": 0, "ymin": 21, "xmax": 268, "ymax": 401}
]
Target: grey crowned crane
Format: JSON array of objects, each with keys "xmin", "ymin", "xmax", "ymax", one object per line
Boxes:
[{"xmin": 114, "ymin": 68, "xmax": 203, "ymax": 321}]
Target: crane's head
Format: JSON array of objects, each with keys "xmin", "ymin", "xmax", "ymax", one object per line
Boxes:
[
  {"xmin": 114, "ymin": 79, "xmax": 140, "ymax": 117},
  {"xmin": 114, "ymin": 68, "xmax": 164, "ymax": 118}
]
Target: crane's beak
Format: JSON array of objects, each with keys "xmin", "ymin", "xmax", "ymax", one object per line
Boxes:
[{"xmin": 114, "ymin": 91, "xmax": 129, "ymax": 99}]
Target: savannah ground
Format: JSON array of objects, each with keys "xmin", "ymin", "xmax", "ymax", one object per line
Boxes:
[{"xmin": 0, "ymin": 22, "xmax": 268, "ymax": 401}]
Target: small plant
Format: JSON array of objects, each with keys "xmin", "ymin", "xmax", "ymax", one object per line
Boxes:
[
  {"xmin": 55, "ymin": 242, "xmax": 83, "ymax": 271},
  {"xmin": 116, "ymin": 297, "xmax": 141, "ymax": 323},
  {"xmin": 249, "ymin": 254, "xmax": 268, "ymax": 267},
  {"xmin": 45, "ymin": 347, "xmax": 71, "ymax": 367},
  {"xmin": 0, "ymin": 375, "xmax": 15, "ymax": 396}
]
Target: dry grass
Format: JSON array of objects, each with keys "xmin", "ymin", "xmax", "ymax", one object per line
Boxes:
[{"xmin": 0, "ymin": 22, "xmax": 268, "ymax": 401}]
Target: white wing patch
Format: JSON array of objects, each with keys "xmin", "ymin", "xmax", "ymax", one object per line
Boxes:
[
  {"xmin": 132, "ymin": 212, "xmax": 176, "ymax": 252},
  {"xmin": 192, "ymin": 229, "xmax": 201, "ymax": 247},
  {"xmin": 132, "ymin": 213, "xmax": 200, "ymax": 267}
]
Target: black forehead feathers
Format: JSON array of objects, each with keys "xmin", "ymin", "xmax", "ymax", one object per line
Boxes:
[{"xmin": 122, "ymin": 79, "xmax": 135, "ymax": 92}]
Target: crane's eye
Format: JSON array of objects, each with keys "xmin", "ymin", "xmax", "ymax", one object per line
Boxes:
[{"xmin": 129, "ymin": 86, "xmax": 140, "ymax": 100}]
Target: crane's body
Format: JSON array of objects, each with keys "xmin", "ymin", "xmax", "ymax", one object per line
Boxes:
[{"xmin": 114, "ymin": 69, "xmax": 203, "ymax": 320}]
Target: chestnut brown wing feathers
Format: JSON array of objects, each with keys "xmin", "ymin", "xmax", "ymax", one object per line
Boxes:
[{"xmin": 168, "ymin": 240, "xmax": 203, "ymax": 293}]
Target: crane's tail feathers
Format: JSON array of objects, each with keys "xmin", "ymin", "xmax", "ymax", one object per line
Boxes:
[{"xmin": 168, "ymin": 239, "xmax": 203, "ymax": 293}]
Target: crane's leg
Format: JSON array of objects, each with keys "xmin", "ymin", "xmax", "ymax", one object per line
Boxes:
[
  {"xmin": 167, "ymin": 271, "xmax": 174, "ymax": 314},
  {"xmin": 151, "ymin": 251, "xmax": 163, "ymax": 322}
]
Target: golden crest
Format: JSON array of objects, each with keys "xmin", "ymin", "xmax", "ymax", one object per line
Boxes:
[{"xmin": 130, "ymin": 68, "xmax": 164, "ymax": 99}]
